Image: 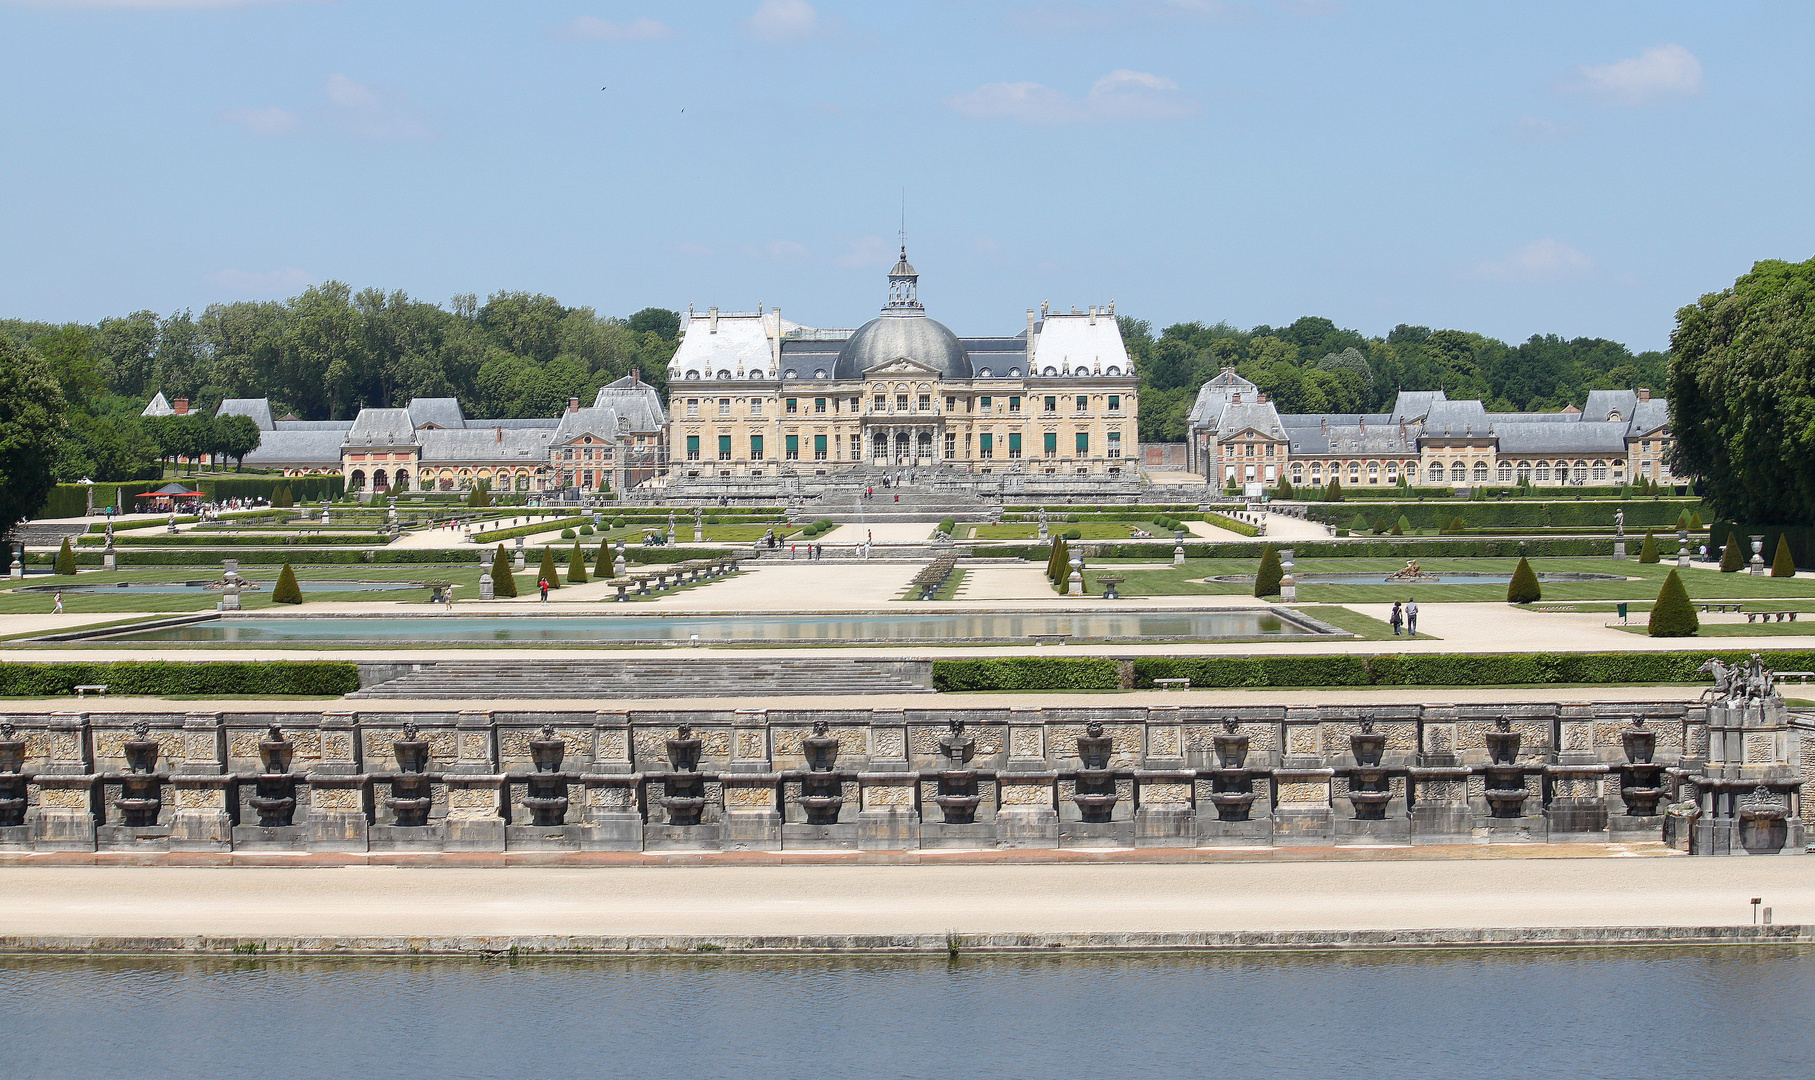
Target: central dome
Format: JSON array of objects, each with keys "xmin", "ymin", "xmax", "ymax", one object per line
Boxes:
[{"xmin": 833, "ymin": 313, "xmax": 973, "ymax": 380}]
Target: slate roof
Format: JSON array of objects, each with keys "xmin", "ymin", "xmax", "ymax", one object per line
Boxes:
[
  {"xmin": 344, "ymin": 408, "xmax": 417, "ymax": 448},
  {"xmin": 552, "ymin": 407, "xmax": 623, "ymax": 444},
  {"xmin": 1388, "ymin": 390, "xmax": 1448, "ymax": 422},
  {"xmin": 1421, "ymin": 399, "xmax": 1491, "ymax": 437},
  {"xmin": 1627, "ymin": 399, "xmax": 1671, "ymax": 435},
  {"xmin": 141, "ymin": 392, "xmax": 173, "ymax": 418},
  {"xmin": 1492, "ymin": 421, "xmax": 1630, "ymax": 456},
  {"xmin": 417, "ymin": 426, "xmax": 555, "ymax": 464},
  {"xmin": 1288, "ymin": 424, "xmax": 1419, "ymax": 457},
  {"xmin": 240, "ymin": 430, "xmax": 345, "ymax": 467},
  {"xmin": 407, "ymin": 398, "xmax": 466, "ymax": 430},
  {"xmin": 1216, "ymin": 401, "xmax": 1287, "ymax": 441},
  {"xmin": 1581, "ymin": 389, "xmax": 1638, "ymax": 423},
  {"xmin": 216, "ymin": 398, "xmax": 274, "ymax": 430},
  {"xmin": 1028, "ymin": 311, "xmax": 1132, "ymax": 376},
  {"xmin": 592, "ymin": 376, "xmax": 667, "ymax": 431}
]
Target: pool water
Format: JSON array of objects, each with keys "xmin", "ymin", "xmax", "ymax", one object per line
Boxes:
[{"xmin": 90, "ymin": 609, "xmax": 1332, "ymax": 644}]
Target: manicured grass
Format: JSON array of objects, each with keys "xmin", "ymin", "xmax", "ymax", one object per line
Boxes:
[
  {"xmin": 1289, "ymin": 604, "xmax": 1437, "ymax": 641},
  {"xmin": 1616, "ymin": 622, "xmax": 1815, "ymax": 637},
  {"xmin": 1089, "ymin": 556, "xmax": 1815, "ymax": 604},
  {"xmin": 896, "ymin": 568, "xmax": 968, "ymax": 602},
  {"xmin": 975, "ymin": 520, "xmax": 1179, "ymax": 541},
  {"xmin": 0, "ymin": 564, "xmax": 481, "ymax": 613}
]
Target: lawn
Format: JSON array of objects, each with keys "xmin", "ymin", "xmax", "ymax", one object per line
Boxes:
[
  {"xmin": 974, "ymin": 520, "xmax": 1182, "ymax": 541},
  {"xmin": 1288, "ymin": 604, "xmax": 1437, "ymax": 641},
  {"xmin": 0, "ymin": 564, "xmax": 485, "ymax": 613},
  {"xmin": 1087, "ymin": 556, "xmax": 1815, "ymax": 604}
]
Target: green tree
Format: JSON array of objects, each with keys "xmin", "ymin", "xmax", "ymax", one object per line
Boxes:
[
  {"xmin": 1720, "ymin": 538, "xmax": 1745, "ymax": 572},
  {"xmin": 0, "ymin": 337, "xmax": 68, "ymax": 533},
  {"xmin": 1324, "ymin": 476, "xmax": 1342, "ymax": 502},
  {"xmin": 1647, "ymin": 569, "xmax": 1698, "ymax": 637},
  {"xmin": 1638, "ymin": 530, "xmax": 1659, "ymax": 563},
  {"xmin": 1669, "ymin": 256, "xmax": 1815, "ymax": 523},
  {"xmin": 54, "ymin": 537, "xmax": 77, "ymax": 575},
  {"xmin": 1772, "ymin": 535, "xmax": 1797, "ymax": 577},
  {"xmin": 271, "ymin": 562, "xmax": 303, "ymax": 604},
  {"xmin": 1505, "ymin": 557, "xmax": 1540, "ymax": 604},
  {"xmin": 1253, "ymin": 545, "xmax": 1282, "ymax": 597},
  {"xmin": 595, "ymin": 542, "xmax": 613, "ymax": 578},
  {"xmin": 1273, "ymin": 476, "xmax": 1293, "ymax": 500},
  {"xmin": 491, "ymin": 544, "xmax": 517, "ymax": 598},
  {"xmin": 1391, "ymin": 516, "xmax": 1406, "ymax": 536},
  {"xmin": 538, "ymin": 545, "xmax": 561, "ymax": 589},
  {"xmin": 214, "ymin": 413, "xmax": 263, "ymax": 469},
  {"xmin": 1348, "ymin": 512, "xmax": 1369, "ymax": 533},
  {"xmin": 272, "ymin": 483, "xmax": 293, "ymax": 508},
  {"xmin": 567, "ymin": 541, "xmax": 588, "ymax": 583}
]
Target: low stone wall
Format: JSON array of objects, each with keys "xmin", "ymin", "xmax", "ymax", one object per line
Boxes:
[{"xmin": 0, "ymin": 700, "xmax": 1805, "ymax": 855}]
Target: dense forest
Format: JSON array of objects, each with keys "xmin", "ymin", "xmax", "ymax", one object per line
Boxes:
[
  {"xmin": 0, "ymin": 281, "xmax": 1671, "ymax": 485},
  {"xmin": 1120, "ymin": 315, "xmax": 1671, "ymax": 442}
]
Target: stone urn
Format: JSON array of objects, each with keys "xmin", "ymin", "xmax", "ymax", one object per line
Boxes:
[
  {"xmin": 1620, "ymin": 725, "xmax": 1656, "ymax": 765},
  {"xmin": 1213, "ymin": 720, "xmax": 1250, "ymax": 770},
  {"xmin": 801, "ymin": 721, "xmax": 841, "ymax": 773},
  {"xmin": 386, "ymin": 722, "xmax": 433, "ymax": 827},
  {"xmin": 0, "ymin": 722, "xmax": 26, "ymax": 828},
  {"xmin": 1346, "ymin": 719, "xmax": 1391, "ymax": 820},
  {"xmin": 660, "ymin": 725, "xmax": 707, "ymax": 826},
  {"xmin": 932, "ymin": 719, "xmax": 982, "ymax": 824},
  {"xmin": 798, "ymin": 721, "xmax": 844, "ymax": 825},
  {"xmin": 248, "ymin": 724, "xmax": 298, "ymax": 827},
  {"xmin": 116, "ymin": 720, "xmax": 163, "ymax": 827},
  {"xmin": 1208, "ymin": 718, "xmax": 1256, "ymax": 822},
  {"xmin": 1071, "ymin": 721, "xmax": 1119, "ymax": 823},
  {"xmin": 1481, "ymin": 719, "xmax": 1528, "ymax": 819},
  {"xmin": 1618, "ymin": 721, "xmax": 1665, "ymax": 817},
  {"xmin": 522, "ymin": 724, "xmax": 570, "ymax": 827}
]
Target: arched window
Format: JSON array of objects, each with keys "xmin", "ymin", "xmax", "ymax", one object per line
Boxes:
[
  {"xmin": 1427, "ymin": 462, "xmax": 1443, "ymax": 482},
  {"xmin": 978, "ymin": 367, "xmax": 992, "ymax": 377},
  {"xmin": 1347, "ymin": 461, "xmax": 1361, "ymax": 481},
  {"xmin": 1291, "ymin": 464, "xmax": 1304, "ymax": 484},
  {"xmin": 685, "ymin": 370, "xmax": 700, "ymax": 380},
  {"xmin": 783, "ymin": 369, "xmax": 797, "ymax": 379},
  {"xmin": 748, "ymin": 369, "xmax": 764, "ymax": 380},
  {"xmin": 1366, "ymin": 461, "xmax": 1380, "ymax": 483},
  {"xmin": 716, "ymin": 370, "xmax": 731, "ymax": 380},
  {"xmin": 1591, "ymin": 460, "xmax": 1608, "ymax": 481},
  {"xmin": 348, "ymin": 469, "xmax": 365, "ymax": 490},
  {"xmin": 1105, "ymin": 366, "xmax": 1121, "ymax": 376},
  {"xmin": 1449, "ymin": 462, "xmax": 1467, "ymax": 482},
  {"xmin": 1386, "ymin": 461, "xmax": 1399, "ymax": 482},
  {"xmin": 1572, "ymin": 460, "xmax": 1589, "ymax": 483},
  {"xmin": 1497, "ymin": 461, "xmax": 1513, "ymax": 482},
  {"xmin": 1472, "ymin": 461, "xmax": 1489, "ymax": 482},
  {"xmin": 1534, "ymin": 461, "xmax": 1551, "ymax": 482}
]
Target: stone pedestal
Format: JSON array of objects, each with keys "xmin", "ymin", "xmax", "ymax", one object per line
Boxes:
[
  {"xmin": 306, "ymin": 778, "xmax": 369, "ymax": 850},
  {"xmin": 170, "ymin": 713, "xmax": 233, "ymax": 852},
  {"xmin": 1613, "ymin": 540, "xmax": 1627, "ymax": 559},
  {"xmin": 30, "ymin": 714, "xmax": 95, "ymax": 850},
  {"xmin": 479, "ymin": 571, "xmax": 494, "ymax": 601}
]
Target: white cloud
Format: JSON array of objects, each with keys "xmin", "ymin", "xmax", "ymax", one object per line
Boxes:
[
  {"xmin": 947, "ymin": 69, "xmax": 1196, "ymax": 125},
  {"xmin": 1512, "ymin": 116, "xmax": 1578, "ymax": 144},
  {"xmin": 747, "ymin": 0, "xmax": 822, "ymax": 43},
  {"xmin": 836, "ymin": 235, "xmax": 893, "ymax": 269},
  {"xmin": 215, "ymin": 106, "xmax": 300, "ymax": 136},
  {"xmin": 557, "ymin": 15, "xmax": 673, "ymax": 42},
  {"xmin": 761, "ymin": 239, "xmax": 810, "ymax": 261},
  {"xmin": 206, "ymin": 267, "xmax": 314, "ymax": 296},
  {"xmin": 1561, "ymin": 44, "xmax": 1703, "ymax": 107},
  {"xmin": 322, "ymin": 73, "xmax": 431, "ymax": 141},
  {"xmin": 1473, "ymin": 239, "xmax": 1593, "ymax": 282}
]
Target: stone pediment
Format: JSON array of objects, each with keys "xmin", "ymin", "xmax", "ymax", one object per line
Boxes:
[{"xmin": 863, "ymin": 356, "xmax": 941, "ymax": 378}]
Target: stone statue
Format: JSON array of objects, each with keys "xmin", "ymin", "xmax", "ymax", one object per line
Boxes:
[
  {"xmin": 1697, "ymin": 657, "xmax": 1735, "ymax": 700},
  {"xmin": 1614, "ymin": 508, "xmax": 1625, "ymax": 536}
]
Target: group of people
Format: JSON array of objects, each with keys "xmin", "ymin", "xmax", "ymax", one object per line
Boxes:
[{"xmin": 1388, "ymin": 599, "xmax": 1420, "ymax": 636}]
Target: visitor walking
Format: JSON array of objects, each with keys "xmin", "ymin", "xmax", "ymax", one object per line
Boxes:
[
  {"xmin": 538, "ymin": 577, "xmax": 549, "ymax": 603},
  {"xmin": 1404, "ymin": 598, "xmax": 1418, "ymax": 635},
  {"xmin": 1389, "ymin": 601, "xmax": 1402, "ymax": 636},
  {"xmin": 790, "ymin": 545, "xmax": 797, "ymax": 560},
  {"xmin": 52, "ymin": 592, "xmax": 63, "ymax": 615},
  {"xmin": 444, "ymin": 585, "xmax": 455, "ymax": 610}
]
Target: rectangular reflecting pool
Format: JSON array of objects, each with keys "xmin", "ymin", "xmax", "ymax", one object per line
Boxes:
[
  {"xmin": 76, "ymin": 608, "xmax": 1338, "ymax": 645},
  {"xmin": 1, "ymin": 949, "xmax": 1809, "ymax": 1080}
]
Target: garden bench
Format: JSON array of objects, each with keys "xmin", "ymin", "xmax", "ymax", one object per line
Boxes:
[
  {"xmin": 1775, "ymin": 670, "xmax": 1815, "ymax": 684},
  {"xmin": 73, "ymin": 684, "xmax": 107, "ymax": 699},
  {"xmin": 1027, "ymin": 633, "xmax": 1071, "ymax": 646},
  {"xmin": 1152, "ymin": 678, "xmax": 1191, "ymax": 690},
  {"xmin": 1095, "ymin": 575, "xmax": 1126, "ymax": 600},
  {"xmin": 1745, "ymin": 610, "xmax": 1800, "ymax": 623},
  {"xmin": 608, "ymin": 578, "xmax": 633, "ymax": 602},
  {"xmin": 1698, "ymin": 603, "xmax": 1742, "ymax": 613}
]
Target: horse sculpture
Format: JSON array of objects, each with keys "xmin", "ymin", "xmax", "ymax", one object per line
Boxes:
[
  {"xmin": 1697, "ymin": 657, "xmax": 1735, "ymax": 701},
  {"xmin": 1698, "ymin": 654, "xmax": 1775, "ymax": 701}
]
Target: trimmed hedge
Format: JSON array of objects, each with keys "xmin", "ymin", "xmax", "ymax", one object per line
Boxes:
[
  {"xmin": 985, "ymin": 538, "xmax": 1617, "ymax": 561},
  {"xmin": 470, "ymin": 515, "xmax": 589, "ymax": 545},
  {"xmin": 199, "ymin": 476, "xmax": 345, "ymax": 503},
  {"xmin": 932, "ymin": 657, "xmax": 1120, "ymax": 691},
  {"xmin": 1123, "ymin": 650, "xmax": 1815, "ymax": 689},
  {"xmin": 0, "ymin": 661, "xmax": 360, "ymax": 697},
  {"xmin": 1204, "ymin": 511, "xmax": 1260, "ymax": 537},
  {"xmin": 1307, "ymin": 499, "xmax": 1704, "ymax": 531}
]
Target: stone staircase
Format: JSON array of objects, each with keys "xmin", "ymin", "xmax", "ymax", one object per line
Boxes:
[
  {"xmin": 349, "ymin": 657, "xmax": 933, "ymax": 699},
  {"xmin": 802, "ymin": 489, "xmax": 999, "ymax": 525}
]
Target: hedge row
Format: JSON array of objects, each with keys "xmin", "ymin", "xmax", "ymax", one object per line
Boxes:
[
  {"xmin": 0, "ymin": 661, "xmax": 360, "ymax": 697},
  {"xmin": 81, "ymin": 532, "xmax": 384, "ymax": 547},
  {"xmin": 1306, "ymin": 499, "xmax": 1702, "ymax": 530},
  {"xmin": 931, "ymin": 657, "xmax": 1121, "ymax": 691},
  {"xmin": 1202, "ymin": 511, "xmax": 1260, "ymax": 537},
  {"xmin": 982, "ymin": 537, "xmax": 1617, "ymax": 560},
  {"xmin": 199, "ymin": 476, "xmax": 346, "ymax": 503},
  {"xmin": 84, "ymin": 510, "xmax": 292, "ymax": 534},
  {"xmin": 470, "ymin": 516, "xmax": 590, "ymax": 544},
  {"xmin": 929, "ymin": 650, "xmax": 1815, "ymax": 691},
  {"xmin": 29, "ymin": 547, "xmax": 735, "ymax": 567}
]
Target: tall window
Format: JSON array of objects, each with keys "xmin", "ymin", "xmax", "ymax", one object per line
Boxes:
[
  {"xmin": 785, "ymin": 435, "xmax": 799, "ymax": 461},
  {"xmin": 750, "ymin": 435, "xmax": 764, "ymax": 460},
  {"xmin": 717, "ymin": 435, "xmax": 732, "ymax": 461},
  {"xmin": 1009, "ymin": 432, "xmax": 1023, "ymax": 459},
  {"xmin": 1044, "ymin": 396, "xmax": 1058, "ymax": 413},
  {"xmin": 1044, "ymin": 431, "xmax": 1058, "ymax": 457},
  {"xmin": 814, "ymin": 435, "xmax": 828, "ymax": 461},
  {"xmin": 1075, "ymin": 395, "xmax": 1088, "ymax": 412},
  {"xmin": 750, "ymin": 398, "xmax": 763, "ymax": 416},
  {"xmin": 785, "ymin": 398, "xmax": 798, "ymax": 414},
  {"xmin": 1107, "ymin": 431, "xmax": 1121, "ymax": 459},
  {"xmin": 718, "ymin": 398, "xmax": 731, "ymax": 416},
  {"xmin": 1075, "ymin": 431, "xmax": 1089, "ymax": 456},
  {"xmin": 686, "ymin": 399, "xmax": 699, "ymax": 417},
  {"xmin": 944, "ymin": 432, "xmax": 956, "ymax": 459},
  {"xmin": 979, "ymin": 433, "xmax": 994, "ymax": 460},
  {"xmin": 686, "ymin": 435, "xmax": 700, "ymax": 461},
  {"xmin": 814, "ymin": 398, "xmax": 827, "ymax": 414},
  {"xmin": 1108, "ymin": 395, "xmax": 1120, "ymax": 412}
]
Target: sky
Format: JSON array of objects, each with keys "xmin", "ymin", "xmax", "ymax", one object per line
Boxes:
[{"xmin": 2, "ymin": 1, "xmax": 1811, "ymax": 352}]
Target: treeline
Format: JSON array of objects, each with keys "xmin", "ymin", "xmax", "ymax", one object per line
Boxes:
[
  {"xmin": 1121, "ymin": 316, "xmax": 1670, "ymax": 442},
  {"xmin": 0, "ymin": 282, "xmax": 682, "ymax": 485}
]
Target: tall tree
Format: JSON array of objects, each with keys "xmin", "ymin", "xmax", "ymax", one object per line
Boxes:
[{"xmin": 0, "ymin": 338, "xmax": 69, "ymax": 533}]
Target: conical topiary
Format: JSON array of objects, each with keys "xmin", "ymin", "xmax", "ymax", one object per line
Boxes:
[
  {"xmin": 1689, "ymin": 510, "xmax": 1702, "ymax": 530},
  {"xmin": 1395, "ymin": 515, "xmax": 1410, "ymax": 535},
  {"xmin": 1275, "ymin": 476, "xmax": 1294, "ymax": 500},
  {"xmin": 54, "ymin": 537, "xmax": 77, "ymax": 575},
  {"xmin": 538, "ymin": 546, "xmax": 561, "ymax": 589},
  {"xmin": 1675, "ymin": 510, "xmax": 1689, "ymax": 531},
  {"xmin": 272, "ymin": 483, "xmax": 293, "ymax": 508},
  {"xmin": 1638, "ymin": 530, "xmax": 1659, "ymax": 563},
  {"xmin": 1048, "ymin": 536, "xmax": 1071, "ymax": 592},
  {"xmin": 1253, "ymin": 545, "xmax": 1283, "ymax": 598},
  {"xmin": 1325, "ymin": 476, "xmax": 1343, "ymax": 502},
  {"xmin": 567, "ymin": 541, "xmax": 588, "ymax": 584},
  {"xmin": 272, "ymin": 561, "xmax": 303, "ymax": 604},
  {"xmin": 1647, "ymin": 569, "xmax": 1698, "ymax": 637},
  {"xmin": 1506, "ymin": 557, "xmax": 1541, "ymax": 604},
  {"xmin": 1772, "ymin": 535, "xmax": 1796, "ymax": 578},
  {"xmin": 491, "ymin": 544, "xmax": 517, "ymax": 598},
  {"xmin": 595, "ymin": 542, "xmax": 613, "ymax": 578},
  {"xmin": 1349, "ymin": 513, "xmax": 1370, "ymax": 534},
  {"xmin": 1720, "ymin": 537, "xmax": 1745, "ymax": 573}
]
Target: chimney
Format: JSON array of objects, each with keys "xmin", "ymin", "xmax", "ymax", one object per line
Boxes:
[
  {"xmin": 568, "ymin": 397, "xmax": 580, "ymax": 413},
  {"xmin": 771, "ymin": 307, "xmax": 783, "ymax": 367},
  {"xmin": 1637, "ymin": 387, "xmax": 1651, "ymax": 402},
  {"xmin": 1232, "ymin": 393, "xmax": 1242, "ymax": 405},
  {"xmin": 495, "ymin": 426, "xmax": 502, "ymax": 442},
  {"xmin": 631, "ymin": 368, "xmax": 640, "ymax": 386},
  {"xmin": 1257, "ymin": 392, "xmax": 1267, "ymax": 404},
  {"xmin": 1321, "ymin": 417, "xmax": 1327, "ymax": 434},
  {"xmin": 173, "ymin": 398, "xmax": 189, "ymax": 415},
  {"xmin": 1026, "ymin": 309, "xmax": 1038, "ymax": 365},
  {"xmin": 709, "ymin": 306, "xmax": 719, "ymax": 332},
  {"xmin": 1088, "ymin": 305, "xmax": 1097, "ymax": 326}
]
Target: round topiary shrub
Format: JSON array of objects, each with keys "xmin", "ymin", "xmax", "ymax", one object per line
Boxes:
[
  {"xmin": 1647, "ymin": 569, "xmax": 1698, "ymax": 637},
  {"xmin": 580, "ymin": 524, "xmax": 594, "ymax": 535},
  {"xmin": 1061, "ymin": 528, "xmax": 1082, "ymax": 540},
  {"xmin": 560, "ymin": 528, "xmax": 576, "ymax": 539}
]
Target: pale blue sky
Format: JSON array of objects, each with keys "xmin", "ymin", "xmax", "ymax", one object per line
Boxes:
[{"xmin": 2, "ymin": 0, "xmax": 1808, "ymax": 350}]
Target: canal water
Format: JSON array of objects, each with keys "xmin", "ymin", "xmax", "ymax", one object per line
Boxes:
[{"xmin": 2, "ymin": 948, "xmax": 1808, "ymax": 1079}]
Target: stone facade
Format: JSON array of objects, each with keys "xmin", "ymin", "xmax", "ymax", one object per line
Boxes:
[{"xmin": 0, "ymin": 700, "xmax": 1803, "ymax": 854}]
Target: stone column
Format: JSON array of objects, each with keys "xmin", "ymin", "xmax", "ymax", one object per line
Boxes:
[
  {"xmin": 169, "ymin": 711, "xmax": 233, "ymax": 850},
  {"xmin": 720, "ymin": 708, "xmax": 781, "ymax": 850},
  {"xmin": 444, "ymin": 710, "xmax": 504, "ymax": 851},
  {"xmin": 581, "ymin": 709, "xmax": 642, "ymax": 849},
  {"xmin": 306, "ymin": 710, "xmax": 369, "ymax": 851},
  {"xmin": 1273, "ymin": 705, "xmax": 1332, "ymax": 844},
  {"xmin": 996, "ymin": 705, "xmax": 1058, "ymax": 847},
  {"xmin": 31, "ymin": 712, "xmax": 97, "ymax": 850}
]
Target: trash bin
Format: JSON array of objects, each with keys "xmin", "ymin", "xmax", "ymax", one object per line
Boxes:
[{"xmin": 1616, "ymin": 603, "xmax": 1629, "ymax": 624}]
